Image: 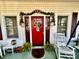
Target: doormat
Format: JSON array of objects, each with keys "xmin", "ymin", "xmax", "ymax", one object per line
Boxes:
[{"xmin": 32, "ymin": 48, "xmax": 45, "ymax": 58}]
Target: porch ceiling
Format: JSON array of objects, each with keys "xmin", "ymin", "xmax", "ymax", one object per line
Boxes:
[{"xmin": 0, "ymin": 0, "xmax": 79, "ymax": 2}]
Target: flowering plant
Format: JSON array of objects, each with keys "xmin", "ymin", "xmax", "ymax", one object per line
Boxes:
[
  {"xmin": 44, "ymin": 42, "xmax": 55, "ymax": 52},
  {"xmin": 22, "ymin": 42, "xmax": 31, "ymax": 52}
]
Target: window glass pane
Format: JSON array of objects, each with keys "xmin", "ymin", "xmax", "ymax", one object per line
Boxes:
[
  {"xmin": 57, "ymin": 16, "xmax": 68, "ymax": 36},
  {"xmin": 5, "ymin": 16, "xmax": 18, "ymax": 38}
]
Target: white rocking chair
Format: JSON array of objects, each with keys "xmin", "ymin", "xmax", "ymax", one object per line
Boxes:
[
  {"xmin": 54, "ymin": 33, "xmax": 75, "ymax": 59},
  {"xmin": 0, "ymin": 44, "xmax": 3, "ymax": 57}
]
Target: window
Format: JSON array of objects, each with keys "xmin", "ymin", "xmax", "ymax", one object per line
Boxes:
[
  {"xmin": 5, "ymin": 16, "xmax": 18, "ymax": 38},
  {"xmin": 57, "ymin": 16, "xmax": 68, "ymax": 36}
]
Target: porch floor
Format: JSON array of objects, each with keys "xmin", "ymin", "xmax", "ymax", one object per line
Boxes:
[
  {"xmin": 1, "ymin": 50, "xmax": 57, "ymax": 59},
  {"xmin": 0, "ymin": 48, "xmax": 79, "ymax": 59}
]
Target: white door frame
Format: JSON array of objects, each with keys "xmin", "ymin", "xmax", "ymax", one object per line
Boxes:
[{"xmin": 29, "ymin": 15, "xmax": 46, "ymax": 47}]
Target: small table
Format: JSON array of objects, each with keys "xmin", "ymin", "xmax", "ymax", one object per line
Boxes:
[{"xmin": 3, "ymin": 45, "xmax": 14, "ymax": 55}]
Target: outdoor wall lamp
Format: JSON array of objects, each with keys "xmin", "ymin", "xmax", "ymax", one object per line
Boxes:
[
  {"xmin": 19, "ymin": 14, "xmax": 25, "ymax": 27},
  {"xmin": 50, "ymin": 15, "xmax": 55, "ymax": 26}
]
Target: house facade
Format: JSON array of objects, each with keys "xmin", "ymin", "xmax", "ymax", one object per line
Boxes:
[{"xmin": 0, "ymin": 1, "xmax": 79, "ymax": 46}]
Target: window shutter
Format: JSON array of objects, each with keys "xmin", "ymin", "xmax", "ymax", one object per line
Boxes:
[
  {"xmin": 0, "ymin": 26, "xmax": 3, "ymax": 40},
  {"xmin": 25, "ymin": 16, "xmax": 30, "ymax": 43},
  {"xmin": 71, "ymin": 12, "xmax": 78, "ymax": 37}
]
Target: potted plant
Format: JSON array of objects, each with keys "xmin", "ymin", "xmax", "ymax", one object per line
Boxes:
[
  {"xmin": 44, "ymin": 42, "xmax": 58, "ymax": 59},
  {"xmin": 22, "ymin": 42, "xmax": 31, "ymax": 52},
  {"xmin": 44, "ymin": 42, "xmax": 55, "ymax": 52}
]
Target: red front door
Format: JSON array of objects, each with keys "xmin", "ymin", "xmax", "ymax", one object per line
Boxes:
[{"xmin": 31, "ymin": 16, "xmax": 44, "ymax": 46}]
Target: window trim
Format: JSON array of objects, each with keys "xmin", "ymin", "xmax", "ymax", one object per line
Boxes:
[
  {"xmin": 57, "ymin": 16, "xmax": 68, "ymax": 36},
  {"xmin": 5, "ymin": 16, "xmax": 18, "ymax": 38},
  {"xmin": 55, "ymin": 13, "xmax": 72, "ymax": 38}
]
